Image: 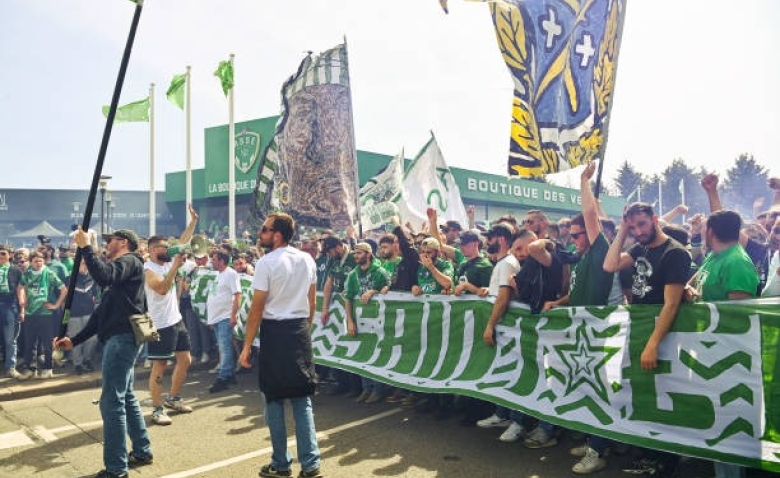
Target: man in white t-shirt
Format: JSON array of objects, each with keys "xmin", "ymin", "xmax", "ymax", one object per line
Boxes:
[
  {"xmin": 206, "ymin": 248, "xmax": 241, "ymax": 393},
  {"xmin": 239, "ymin": 212, "xmax": 323, "ymax": 478},
  {"xmin": 143, "ymin": 205, "xmax": 198, "ymax": 425}
]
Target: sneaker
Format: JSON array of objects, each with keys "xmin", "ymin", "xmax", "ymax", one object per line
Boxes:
[
  {"xmin": 622, "ymin": 458, "xmax": 660, "ymax": 475},
  {"xmin": 572, "ymin": 447, "xmax": 607, "ymax": 474},
  {"xmin": 94, "ymin": 470, "xmax": 128, "ymax": 478},
  {"xmin": 143, "ymin": 359, "xmax": 151, "ymax": 369},
  {"xmin": 164, "ymin": 397, "xmax": 194, "ymax": 413},
  {"xmin": 258, "ymin": 464, "xmax": 292, "ymax": 477},
  {"xmin": 127, "ymin": 451, "xmax": 153, "ymax": 468},
  {"xmin": 498, "ymin": 422, "xmax": 525, "ymax": 442},
  {"xmin": 19, "ymin": 368, "xmax": 35, "ymax": 380},
  {"xmin": 385, "ymin": 389, "xmax": 406, "ymax": 403},
  {"xmin": 151, "ymin": 407, "xmax": 172, "ymax": 426},
  {"xmin": 200, "ymin": 353, "xmax": 210, "ymax": 364},
  {"xmin": 523, "ymin": 426, "xmax": 558, "ymax": 449},
  {"xmin": 364, "ymin": 391, "xmax": 382, "ymax": 404},
  {"xmin": 298, "ymin": 467, "xmax": 323, "ymax": 478},
  {"xmin": 571, "ymin": 444, "xmax": 590, "ymax": 457},
  {"xmin": 401, "ymin": 395, "xmax": 418, "ymax": 408},
  {"xmin": 6, "ymin": 368, "xmax": 25, "ymax": 380},
  {"xmin": 209, "ymin": 378, "xmax": 232, "ymax": 393},
  {"xmin": 38, "ymin": 369, "xmax": 53, "ymax": 379},
  {"xmin": 476, "ymin": 414, "xmax": 511, "ymax": 428},
  {"xmin": 354, "ymin": 390, "xmax": 370, "ymax": 403},
  {"xmin": 208, "ymin": 365, "xmax": 219, "ymax": 374}
]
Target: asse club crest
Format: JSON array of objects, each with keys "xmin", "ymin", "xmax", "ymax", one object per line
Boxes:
[{"xmin": 234, "ymin": 130, "xmax": 261, "ymax": 174}]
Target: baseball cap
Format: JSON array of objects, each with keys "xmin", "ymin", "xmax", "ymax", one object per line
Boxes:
[
  {"xmin": 321, "ymin": 236, "xmax": 342, "ymax": 252},
  {"xmin": 484, "ymin": 223, "xmax": 514, "ymax": 241},
  {"xmin": 440, "ymin": 220, "xmax": 463, "ymax": 232},
  {"xmin": 420, "ymin": 237, "xmax": 441, "ymax": 250},
  {"xmin": 102, "ymin": 229, "xmax": 139, "ymax": 251},
  {"xmin": 353, "ymin": 242, "xmax": 373, "ymax": 254}
]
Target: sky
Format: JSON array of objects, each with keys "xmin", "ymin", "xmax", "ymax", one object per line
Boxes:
[{"xmin": 1, "ymin": 0, "xmax": 778, "ymax": 194}]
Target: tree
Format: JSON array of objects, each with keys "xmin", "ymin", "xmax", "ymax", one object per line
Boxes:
[
  {"xmin": 721, "ymin": 153, "xmax": 771, "ymax": 218},
  {"xmin": 613, "ymin": 160, "xmax": 645, "ymax": 202},
  {"xmin": 658, "ymin": 158, "xmax": 710, "ymax": 220}
]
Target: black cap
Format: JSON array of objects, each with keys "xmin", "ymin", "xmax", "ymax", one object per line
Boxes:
[
  {"xmin": 321, "ymin": 236, "xmax": 342, "ymax": 252},
  {"xmin": 440, "ymin": 220, "xmax": 463, "ymax": 232},
  {"xmin": 102, "ymin": 229, "xmax": 139, "ymax": 251},
  {"xmin": 485, "ymin": 223, "xmax": 514, "ymax": 241}
]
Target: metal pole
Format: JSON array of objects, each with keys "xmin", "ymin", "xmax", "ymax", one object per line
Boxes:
[
  {"xmin": 57, "ymin": 0, "xmax": 145, "ymax": 340},
  {"xmin": 228, "ymin": 54, "xmax": 236, "ymax": 242},
  {"xmin": 149, "ymin": 82, "xmax": 156, "ymax": 236}
]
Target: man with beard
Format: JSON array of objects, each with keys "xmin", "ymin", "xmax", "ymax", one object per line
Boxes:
[
  {"xmin": 603, "ymin": 202, "xmax": 691, "ymax": 477},
  {"xmin": 411, "ymin": 237, "xmax": 454, "ymax": 296},
  {"xmin": 143, "ymin": 205, "xmax": 198, "ymax": 425},
  {"xmin": 344, "ymin": 242, "xmax": 390, "ymax": 404},
  {"xmin": 523, "ymin": 210, "xmax": 550, "ymax": 239},
  {"xmin": 239, "ymin": 213, "xmax": 323, "ymax": 478},
  {"xmin": 377, "ymin": 233, "xmax": 402, "ymax": 291},
  {"xmin": 205, "ymin": 248, "xmax": 242, "ymax": 393}
]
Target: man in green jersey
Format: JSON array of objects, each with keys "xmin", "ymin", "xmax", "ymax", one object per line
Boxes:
[
  {"xmin": 411, "ymin": 238, "xmax": 454, "ymax": 296},
  {"xmin": 344, "ymin": 242, "xmax": 391, "ymax": 404}
]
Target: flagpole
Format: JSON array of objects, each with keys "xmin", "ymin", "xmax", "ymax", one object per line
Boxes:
[
  {"xmin": 228, "ymin": 53, "xmax": 236, "ymax": 242},
  {"xmin": 149, "ymin": 82, "xmax": 156, "ymax": 236},
  {"xmin": 185, "ymin": 65, "xmax": 192, "ymax": 225},
  {"xmin": 658, "ymin": 180, "xmax": 663, "ymax": 216},
  {"xmin": 680, "ymin": 179, "xmax": 686, "ymax": 224},
  {"xmin": 57, "ymin": 0, "xmax": 145, "ymax": 341},
  {"xmin": 343, "ymin": 36, "xmax": 363, "ymax": 237}
]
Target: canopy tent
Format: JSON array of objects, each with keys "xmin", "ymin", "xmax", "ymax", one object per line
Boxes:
[{"xmin": 9, "ymin": 220, "xmax": 68, "ymax": 239}]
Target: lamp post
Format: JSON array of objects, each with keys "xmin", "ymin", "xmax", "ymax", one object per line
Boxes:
[
  {"xmin": 105, "ymin": 192, "xmax": 113, "ymax": 233},
  {"xmin": 99, "ymin": 175, "xmax": 112, "ymax": 243}
]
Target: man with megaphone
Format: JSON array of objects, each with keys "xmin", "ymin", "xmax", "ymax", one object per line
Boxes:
[{"xmin": 143, "ymin": 204, "xmax": 199, "ymax": 426}]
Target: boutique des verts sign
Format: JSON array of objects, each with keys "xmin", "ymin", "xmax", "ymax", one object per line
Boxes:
[{"xmin": 204, "ymin": 117, "xmax": 276, "ymax": 199}]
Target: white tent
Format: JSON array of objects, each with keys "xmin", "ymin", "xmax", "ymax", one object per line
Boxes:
[{"xmin": 9, "ymin": 220, "xmax": 67, "ymax": 239}]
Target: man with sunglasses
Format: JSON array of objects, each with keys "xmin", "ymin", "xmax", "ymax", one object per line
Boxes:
[
  {"xmin": 0, "ymin": 245, "xmax": 24, "ymax": 379},
  {"xmin": 55, "ymin": 227, "xmax": 153, "ymax": 478}
]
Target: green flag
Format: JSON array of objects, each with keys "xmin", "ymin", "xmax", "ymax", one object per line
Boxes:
[
  {"xmin": 166, "ymin": 73, "xmax": 186, "ymax": 110},
  {"xmin": 214, "ymin": 59, "xmax": 234, "ymax": 96},
  {"xmin": 102, "ymin": 97, "xmax": 149, "ymax": 123}
]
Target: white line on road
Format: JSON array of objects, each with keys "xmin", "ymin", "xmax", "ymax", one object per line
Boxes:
[
  {"xmin": 0, "ymin": 430, "xmax": 35, "ymax": 449},
  {"xmin": 160, "ymin": 407, "xmax": 404, "ymax": 478}
]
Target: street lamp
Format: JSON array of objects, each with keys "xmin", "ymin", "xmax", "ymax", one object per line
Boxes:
[
  {"xmin": 105, "ymin": 192, "xmax": 113, "ymax": 233},
  {"xmin": 99, "ymin": 175, "xmax": 112, "ymax": 241}
]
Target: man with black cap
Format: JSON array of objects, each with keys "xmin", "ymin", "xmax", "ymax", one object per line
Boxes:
[
  {"xmin": 453, "ymin": 231, "xmax": 493, "ymax": 296},
  {"xmin": 55, "ymin": 227, "xmax": 153, "ymax": 478}
]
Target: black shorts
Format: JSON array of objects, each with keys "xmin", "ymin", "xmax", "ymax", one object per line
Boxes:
[{"xmin": 147, "ymin": 319, "xmax": 191, "ymax": 359}]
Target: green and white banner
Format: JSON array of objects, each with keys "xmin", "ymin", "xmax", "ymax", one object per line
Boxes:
[
  {"xmin": 189, "ymin": 282, "xmax": 780, "ymax": 471},
  {"xmin": 310, "ymin": 293, "xmax": 780, "ymax": 472}
]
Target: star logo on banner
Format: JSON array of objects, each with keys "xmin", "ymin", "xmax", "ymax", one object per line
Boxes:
[{"xmin": 553, "ymin": 320, "xmax": 618, "ymax": 403}]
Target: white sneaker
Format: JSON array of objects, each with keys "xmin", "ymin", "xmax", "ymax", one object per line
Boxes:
[
  {"xmin": 570, "ymin": 444, "xmax": 589, "ymax": 457},
  {"xmin": 498, "ymin": 422, "xmax": 525, "ymax": 442},
  {"xmin": 6, "ymin": 368, "xmax": 25, "ymax": 380},
  {"xmin": 476, "ymin": 414, "xmax": 511, "ymax": 428},
  {"xmin": 523, "ymin": 426, "xmax": 558, "ymax": 449},
  {"xmin": 151, "ymin": 407, "xmax": 172, "ymax": 425},
  {"xmin": 38, "ymin": 369, "xmax": 54, "ymax": 379},
  {"xmin": 572, "ymin": 447, "xmax": 606, "ymax": 474},
  {"xmin": 209, "ymin": 365, "xmax": 219, "ymax": 374},
  {"xmin": 200, "ymin": 353, "xmax": 210, "ymax": 364}
]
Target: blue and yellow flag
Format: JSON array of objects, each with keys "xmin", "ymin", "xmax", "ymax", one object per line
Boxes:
[{"xmin": 485, "ymin": 0, "xmax": 627, "ymax": 177}]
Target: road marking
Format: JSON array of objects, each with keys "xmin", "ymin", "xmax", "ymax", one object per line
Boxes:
[
  {"xmin": 0, "ymin": 430, "xmax": 35, "ymax": 449},
  {"xmin": 160, "ymin": 407, "xmax": 404, "ymax": 478}
]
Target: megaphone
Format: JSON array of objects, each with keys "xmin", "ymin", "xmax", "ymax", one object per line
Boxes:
[{"xmin": 168, "ymin": 236, "xmax": 209, "ymax": 257}]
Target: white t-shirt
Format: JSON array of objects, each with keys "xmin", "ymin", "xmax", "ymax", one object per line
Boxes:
[
  {"xmin": 143, "ymin": 261, "xmax": 181, "ymax": 329},
  {"xmin": 206, "ymin": 267, "xmax": 241, "ymax": 325},
  {"xmin": 488, "ymin": 253, "xmax": 521, "ymax": 297},
  {"xmin": 252, "ymin": 246, "xmax": 316, "ymax": 321}
]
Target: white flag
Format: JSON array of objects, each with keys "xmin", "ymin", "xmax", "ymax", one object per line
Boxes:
[
  {"xmin": 359, "ymin": 148, "xmax": 404, "ymax": 231},
  {"xmin": 396, "ymin": 133, "xmax": 467, "ymax": 228}
]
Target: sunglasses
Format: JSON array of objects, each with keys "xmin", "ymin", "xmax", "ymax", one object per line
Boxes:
[{"xmin": 570, "ymin": 231, "xmax": 586, "ymax": 239}]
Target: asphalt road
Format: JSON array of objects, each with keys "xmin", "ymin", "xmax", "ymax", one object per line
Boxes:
[{"xmin": 0, "ymin": 369, "xmax": 741, "ymax": 478}]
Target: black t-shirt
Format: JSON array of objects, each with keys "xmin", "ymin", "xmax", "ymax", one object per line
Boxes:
[
  {"xmin": 628, "ymin": 238, "xmax": 691, "ymax": 305},
  {"xmin": 0, "ymin": 265, "xmax": 21, "ymax": 304},
  {"xmin": 744, "ymin": 238, "xmax": 769, "ymax": 296},
  {"xmin": 515, "ymin": 252, "xmax": 565, "ymax": 314}
]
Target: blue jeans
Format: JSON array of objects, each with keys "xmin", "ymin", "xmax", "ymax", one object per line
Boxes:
[
  {"xmin": 714, "ymin": 462, "xmax": 745, "ymax": 478},
  {"xmin": 100, "ymin": 333, "xmax": 152, "ymax": 474},
  {"xmin": 214, "ymin": 319, "xmax": 235, "ymax": 381},
  {"xmin": 495, "ymin": 405, "xmax": 525, "ymax": 425},
  {"xmin": 1, "ymin": 303, "xmax": 20, "ymax": 371},
  {"xmin": 361, "ymin": 377, "xmax": 385, "ymax": 395},
  {"xmin": 265, "ymin": 396, "xmax": 321, "ymax": 472}
]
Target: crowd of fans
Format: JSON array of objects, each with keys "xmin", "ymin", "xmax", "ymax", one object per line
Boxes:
[{"xmin": 1, "ymin": 167, "xmax": 779, "ymax": 477}]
